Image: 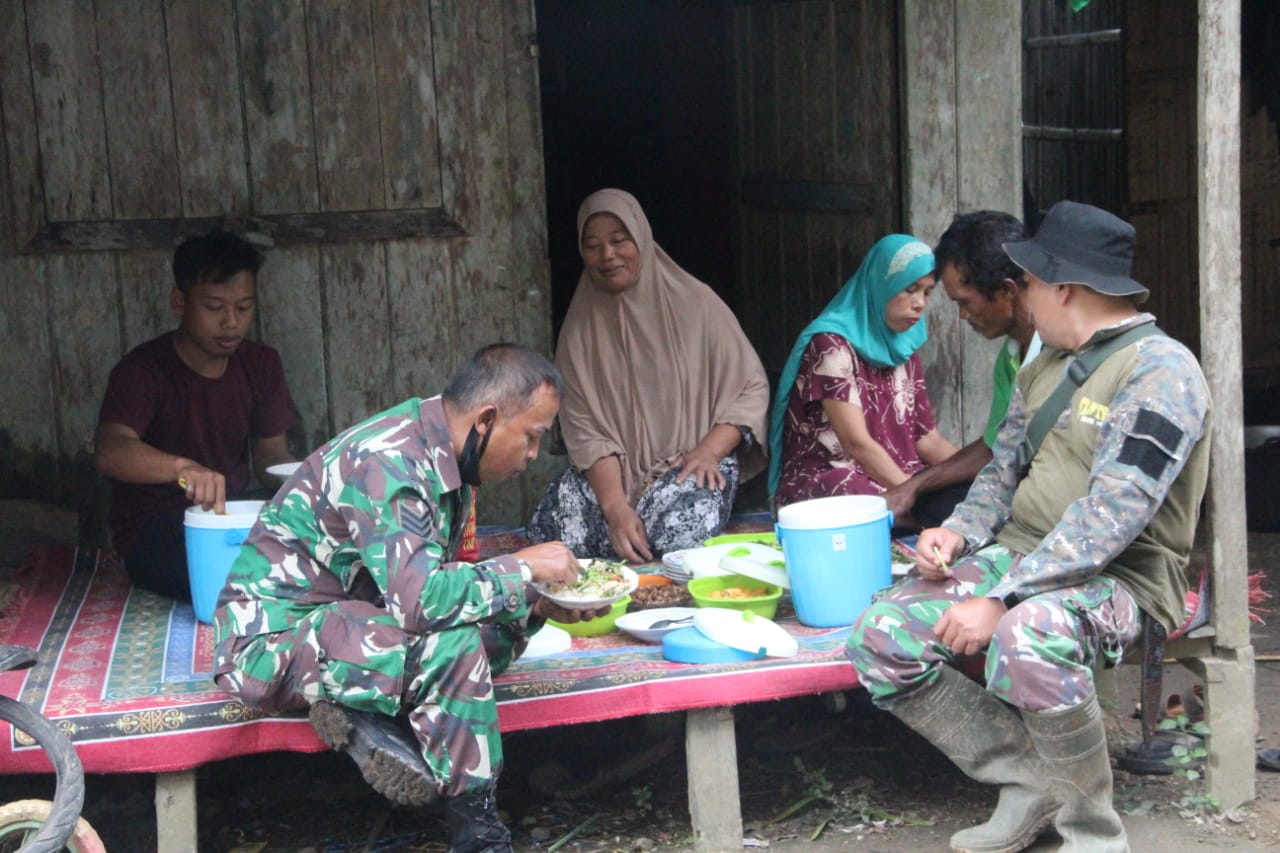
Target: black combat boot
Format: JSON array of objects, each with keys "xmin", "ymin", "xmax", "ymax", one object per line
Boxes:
[
  {"xmin": 445, "ymin": 784, "xmax": 513, "ymax": 853},
  {"xmin": 309, "ymin": 699, "xmax": 437, "ymax": 807}
]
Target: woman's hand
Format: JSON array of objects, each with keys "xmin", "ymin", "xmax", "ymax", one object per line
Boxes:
[
  {"xmin": 673, "ymin": 423, "xmax": 741, "ymax": 491},
  {"xmin": 602, "ymin": 501, "xmax": 653, "ymax": 564},
  {"xmin": 673, "ymin": 446, "xmax": 725, "ymax": 491}
]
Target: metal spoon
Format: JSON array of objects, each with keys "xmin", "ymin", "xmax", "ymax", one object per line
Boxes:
[{"xmin": 648, "ymin": 615, "xmax": 694, "ymax": 630}]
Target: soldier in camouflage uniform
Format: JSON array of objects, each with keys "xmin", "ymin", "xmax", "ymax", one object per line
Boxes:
[
  {"xmin": 847, "ymin": 201, "xmax": 1212, "ymax": 853},
  {"xmin": 213, "ymin": 344, "xmax": 602, "ymax": 853}
]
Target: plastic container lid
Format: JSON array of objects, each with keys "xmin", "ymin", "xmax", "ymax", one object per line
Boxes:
[
  {"xmin": 521, "ymin": 624, "xmax": 572, "ymax": 659},
  {"xmin": 183, "ymin": 500, "xmax": 266, "ymax": 529},
  {"xmin": 682, "ymin": 542, "xmax": 786, "ymax": 582},
  {"xmin": 717, "ymin": 553, "xmax": 790, "ymax": 590},
  {"xmin": 661, "ymin": 626, "xmax": 764, "ymax": 664},
  {"xmin": 776, "ymin": 494, "xmax": 888, "ymax": 530},
  {"xmin": 693, "ymin": 607, "xmax": 799, "ymax": 658}
]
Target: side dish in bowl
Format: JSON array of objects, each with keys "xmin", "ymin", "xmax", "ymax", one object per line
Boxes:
[{"xmin": 687, "ymin": 574, "xmax": 782, "ymax": 619}]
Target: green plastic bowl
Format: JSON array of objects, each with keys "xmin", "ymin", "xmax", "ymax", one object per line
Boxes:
[
  {"xmin": 702, "ymin": 531, "xmax": 779, "ymax": 550},
  {"xmin": 547, "ymin": 595, "xmax": 631, "ymax": 637},
  {"xmin": 687, "ymin": 575, "xmax": 781, "ymax": 619}
]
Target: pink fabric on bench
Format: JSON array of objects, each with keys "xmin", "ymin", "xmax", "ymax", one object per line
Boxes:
[{"xmin": 1, "ymin": 542, "xmax": 861, "ymax": 775}]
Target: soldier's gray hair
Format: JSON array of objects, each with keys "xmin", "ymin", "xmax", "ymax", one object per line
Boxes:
[{"xmin": 443, "ymin": 343, "xmax": 562, "ymax": 414}]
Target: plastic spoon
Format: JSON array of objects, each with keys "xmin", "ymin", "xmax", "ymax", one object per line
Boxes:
[{"xmin": 648, "ymin": 615, "xmax": 694, "ymax": 630}]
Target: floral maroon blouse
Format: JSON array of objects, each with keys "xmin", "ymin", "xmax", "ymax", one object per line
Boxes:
[{"xmin": 774, "ymin": 332, "xmax": 936, "ymax": 508}]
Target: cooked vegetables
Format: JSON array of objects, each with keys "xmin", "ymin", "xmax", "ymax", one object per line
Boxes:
[
  {"xmin": 890, "ymin": 542, "xmax": 915, "ymax": 565},
  {"xmin": 541, "ymin": 559, "xmax": 631, "ymax": 601}
]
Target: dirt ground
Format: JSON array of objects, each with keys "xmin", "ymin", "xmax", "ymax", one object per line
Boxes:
[{"xmin": 2, "ymin": 502, "xmax": 1278, "ymax": 852}]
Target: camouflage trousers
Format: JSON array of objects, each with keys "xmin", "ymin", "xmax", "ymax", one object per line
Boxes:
[
  {"xmin": 846, "ymin": 544, "xmax": 1142, "ymax": 713},
  {"xmin": 214, "ymin": 600, "xmax": 523, "ymax": 797}
]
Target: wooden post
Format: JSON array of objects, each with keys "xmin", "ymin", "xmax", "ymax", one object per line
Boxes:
[
  {"xmin": 1195, "ymin": 0, "xmax": 1254, "ymax": 810},
  {"xmin": 686, "ymin": 707, "xmax": 742, "ymax": 853},
  {"xmin": 901, "ymin": 0, "xmax": 1022, "ymax": 445},
  {"xmin": 155, "ymin": 769, "xmax": 199, "ymax": 853}
]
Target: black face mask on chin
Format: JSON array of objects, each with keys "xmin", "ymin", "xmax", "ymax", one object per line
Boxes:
[{"xmin": 457, "ymin": 423, "xmax": 493, "ymax": 486}]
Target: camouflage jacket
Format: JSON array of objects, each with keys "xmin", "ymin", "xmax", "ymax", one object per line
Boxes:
[
  {"xmin": 216, "ymin": 396, "xmax": 533, "ymax": 640},
  {"xmin": 944, "ymin": 314, "xmax": 1212, "ymax": 629}
]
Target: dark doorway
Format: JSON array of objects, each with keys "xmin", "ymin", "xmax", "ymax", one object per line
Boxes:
[{"xmin": 536, "ymin": 1, "xmax": 736, "ymax": 340}]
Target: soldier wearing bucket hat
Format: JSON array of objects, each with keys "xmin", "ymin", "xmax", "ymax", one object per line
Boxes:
[
  {"xmin": 1003, "ymin": 200, "xmax": 1150, "ymax": 303},
  {"xmin": 848, "ymin": 200, "xmax": 1213, "ymax": 852}
]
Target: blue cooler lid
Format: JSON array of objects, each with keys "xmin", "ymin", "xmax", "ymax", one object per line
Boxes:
[{"xmin": 661, "ymin": 626, "xmax": 764, "ymax": 664}]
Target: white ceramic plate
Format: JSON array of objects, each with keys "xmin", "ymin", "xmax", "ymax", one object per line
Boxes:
[
  {"xmin": 266, "ymin": 462, "xmax": 302, "ymax": 478},
  {"xmin": 534, "ymin": 562, "xmax": 639, "ymax": 610},
  {"xmin": 615, "ymin": 606, "xmax": 698, "ymax": 644},
  {"xmin": 662, "ymin": 549, "xmax": 691, "ymax": 570}
]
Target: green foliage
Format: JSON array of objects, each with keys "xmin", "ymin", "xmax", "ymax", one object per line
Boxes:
[
  {"xmin": 631, "ymin": 783, "xmax": 653, "ymax": 812},
  {"xmin": 1115, "ymin": 781, "xmax": 1157, "ymax": 816},
  {"xmin": 1159, "ymin": 713, "xmax": 1219, "ymax": 815},
  {"xmin": 1159, "ymin": 713, "xmax": 1211, "ymax": 783},
  {"xmin": 768, "ymin": 757, "xmax": 933, "ymax": 841}
]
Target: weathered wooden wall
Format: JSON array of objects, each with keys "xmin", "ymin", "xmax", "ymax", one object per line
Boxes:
[
  {"xmin": 1127, "ymin": 0, "xmax": 1278, "ymax": 373},
  {"xmin": 1126, "ymin": 0, "xmax": 1202, "ymax": 353},
  {"xmin": 0, "ymin": 1, "xmax": 554, "ymax": 534},
  {"xmin": 728, "ymin": 0, "xmax": 901, "ymax": 377},
  {"xmin": 902, "ymin": 0, "xmax": 1023, "ymax": 446},
  {"xmin": 727, "ymin": 0, "xmax": 1021, "ymax": 450},
  {"xmin": 1022, "ymin": 0, "xmax": 1125, "ymax": 220}
]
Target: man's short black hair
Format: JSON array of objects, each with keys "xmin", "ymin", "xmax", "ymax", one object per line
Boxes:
[
  {"xmin": 443, "ymin": 343, "xmax": 562, "ymax": 415},
  {"xmin": 173, "ymin": 229, "xmax": 263, "ymax": 293},
  {"xmin": 933, "ymin": 211, "xmax": 1029, "ymax": 300}
]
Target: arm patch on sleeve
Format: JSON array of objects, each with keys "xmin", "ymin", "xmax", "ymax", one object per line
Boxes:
[{"xmin": 1118, "ymin": 408, "xmax": 1184, "ymax": 480}]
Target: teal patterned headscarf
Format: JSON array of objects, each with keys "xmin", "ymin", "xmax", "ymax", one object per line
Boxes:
[{"xmin": 767, "ymin": 234, "xmax": 935, "ymax": 496}]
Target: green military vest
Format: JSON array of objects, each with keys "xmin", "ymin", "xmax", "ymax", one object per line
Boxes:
[{"xmin": 995, "ymin": 334, "xmax": 1212, "ymax": 631}]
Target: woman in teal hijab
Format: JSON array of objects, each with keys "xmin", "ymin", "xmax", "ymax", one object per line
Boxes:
[{"xmin": 768, "ymin": 234, "xmax": 959, "ymax": 511}]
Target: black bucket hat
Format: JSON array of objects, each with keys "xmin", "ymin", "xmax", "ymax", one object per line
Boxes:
[{"xmin": 1003, "ymin": 200, "xmax": 1149, "ymax": 303}]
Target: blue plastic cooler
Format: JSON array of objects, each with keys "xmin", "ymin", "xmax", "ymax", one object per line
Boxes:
[
  {"xmin": 775, "ymin": 495, "xmax": 892, "ymax": 628},
  {"xmin": 184, "ymin": 500, "xmax": 265, "ymax": 623}
]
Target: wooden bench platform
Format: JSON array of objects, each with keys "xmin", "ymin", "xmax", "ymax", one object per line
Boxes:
[{"xmin": 0, "ymin": 542, "xmax": 859, "ymax": 852}]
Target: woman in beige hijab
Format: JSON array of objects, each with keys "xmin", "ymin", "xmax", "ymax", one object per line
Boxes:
[{"xmin": 527, "ymin": 189, "xmax": 769, "ymax": 562}]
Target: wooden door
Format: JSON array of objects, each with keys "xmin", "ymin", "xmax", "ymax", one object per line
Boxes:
[{"xmin": 729, "ymin": 0, "xmax": 901, "ymax": 376}]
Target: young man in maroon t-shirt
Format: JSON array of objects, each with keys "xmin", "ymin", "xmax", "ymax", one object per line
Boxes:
[{"xmin": 95, "ymin": 229, "xmax": 299, "ymax": 600}]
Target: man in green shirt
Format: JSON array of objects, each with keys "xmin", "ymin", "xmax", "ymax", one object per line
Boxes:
[{"xmin": 884, "ymin": 211, "xmax": 1039, "ymax": 527}]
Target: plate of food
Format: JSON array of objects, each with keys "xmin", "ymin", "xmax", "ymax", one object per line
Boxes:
[
  {"xmin": 534, "ymin": 559, "xmax": 639, "ymax": 609},
  {"xmin": 890, "ymin": 539, "xmax": 916, "ymax": 577},
  {"xmin": 629, "ymin": 581, "xmax": 693, "ymax": 610}
]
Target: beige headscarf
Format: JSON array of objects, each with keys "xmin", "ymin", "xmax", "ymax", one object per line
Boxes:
[{"xmin": 556, "ymin": 189, "xmax": 770, "ymax": 503}]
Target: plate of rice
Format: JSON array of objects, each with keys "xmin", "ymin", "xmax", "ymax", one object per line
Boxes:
[{"xmin": 534, "ymin": 559, "xmax": 639, "ymax": 609}]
